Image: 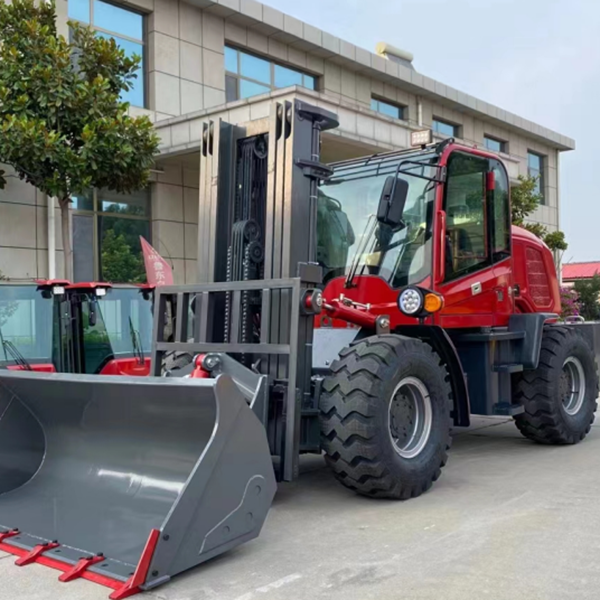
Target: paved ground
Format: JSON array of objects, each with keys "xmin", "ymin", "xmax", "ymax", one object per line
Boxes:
[{"xmin": 4, "ymin": 416, "xmax": 600, "ymax": 600}]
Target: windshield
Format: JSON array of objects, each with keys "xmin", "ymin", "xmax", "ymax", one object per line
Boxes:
[
  {"xmin": 0, "ymin": 285, "xmax": 54, "ymax": 365},
  {"xmin": 81, "ymin": 287, "xmax": 153, "ymax": 373},
  {"xmin": 318, "ymin": 153, "xmax": 439, "ymax": 288}
]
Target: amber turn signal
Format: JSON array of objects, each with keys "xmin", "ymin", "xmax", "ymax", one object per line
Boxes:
[{"xmin": 423, "ymin": 293, "xmax": 444, "ymax": 313}]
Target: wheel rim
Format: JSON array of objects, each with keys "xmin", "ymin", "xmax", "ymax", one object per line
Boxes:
[
  {"xmin": 388, "ymin": 376, "xmax": 433, "ymax": 459},
  {"xmin": 561, "ymin": 356, "xmax": 586, "ymax": 416}
]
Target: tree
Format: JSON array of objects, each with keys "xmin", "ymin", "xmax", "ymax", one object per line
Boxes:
[
  {"xmin": 573, "ymin": 274, "xmax": 600, "ymax": 321},
  {"xmin": 101, "ymin": 229, "xmax": 145, "ymax": 283},
  {"xmin": 0, "ymin": 0, "xmax": 160, "ymax": 280},
  {"xmin": 559, "ymin": 286, "xmax": 580, "ymax": 320},
  {"xmin": 511, "ymin": 175, "xmax": 568, "ymax": 252}
]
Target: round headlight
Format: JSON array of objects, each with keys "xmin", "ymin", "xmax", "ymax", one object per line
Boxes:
[{"xmin": 398, "ymin": 287, "xmax": 423, "ymax": 315}]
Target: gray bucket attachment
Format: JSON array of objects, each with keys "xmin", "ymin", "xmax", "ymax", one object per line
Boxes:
[{"xmin": 0, "ymin": 370, "xmax": 276, "ymax": 597}]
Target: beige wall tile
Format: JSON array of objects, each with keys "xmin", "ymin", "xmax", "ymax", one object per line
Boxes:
[
  {"xmin": 150, "ymin": 32, "xmax": 180, "ymax": 77},
  {"xmin": 180, "ymin": 41, "xmax": 203, "ymax": 83},
  {"xmin": 225, "ymin": 21, "xmax": 247, "ymax": 46},
  {"xmin": 202, "ymin": 12, "xmax": 225, "ymax": 52},
  {"xmin": 202, "ymin": 48, "xmax": 225, "ymax": 90},
  {"xmin": 0, "ymin": 203, "xmax": 36, "ymax": 248},
  {"xmin": 247, "ymin": 29, "xmax": 268, "ymax": 54},
  {"xmin": 153, "ymin": 221, "xmax": 185, "ymax": 259},
  {"xmin": 0, "ymin": 248, "xmax": 38, "ymax": 278},
  {"xmin": 183, "ymin": 168, "xmax": 200, "ymax": 190},
  {"xmin": 149, "ymin": 0, "xmax": 179, "ymax": 37},
  {"xmin": 179, "ymin": 1, "xmax": 203, "ymax": 46},
  {"xmin": 185, "ymin": 223, "xmax": 198, "ymax": 259},
  {"xmin": 203, "ymin": 85, "xmax": 225, "ymax": 109},
  {"xmin": 152, "ymin": 182, "xmax": 184, "ymax": 222},
  {"xmin": 150, "ymin": 71, "xmax": 181, "ymax": 115},
  {"xmin": 181, "ymin": 80, "xmax": 204, "ymax": 114},
  {"xmin": 184, "ymin": 259, "xmax": 198, "ymax": 283},
  {"xmin": 183, "ymin": 187, "xmax": 199, "ymax": 223}
]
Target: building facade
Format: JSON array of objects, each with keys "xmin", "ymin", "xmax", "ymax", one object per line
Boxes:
[{"xmin": 0, "ymin": 0, "xmax": 575, "ymax": 283}]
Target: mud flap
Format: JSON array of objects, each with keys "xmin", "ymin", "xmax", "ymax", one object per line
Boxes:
[{"xmin": 0, "ymin": 371, "xmax": 276, "ymax": 597}]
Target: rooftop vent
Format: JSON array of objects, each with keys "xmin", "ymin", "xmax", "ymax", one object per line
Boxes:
[{"xmin": 375, "ymin": 42, "xmax": 414, "ymax": 70}]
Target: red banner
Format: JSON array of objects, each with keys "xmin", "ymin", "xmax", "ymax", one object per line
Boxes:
[{"xmin": 140, "ymin": 236, "xmax": 174, "ymax": 287}]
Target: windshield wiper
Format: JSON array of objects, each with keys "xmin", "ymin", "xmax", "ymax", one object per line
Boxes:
[
  {"xmin": 129, "ymin": 317, "xmax": 145, "ymax": 366},
  {"xmin": 2, "ymin": 340, "xmax": 32, "ymax": 371},
  {"xmin": 345, "ymin": 214, "xmax": 378, "ymax": 288}
]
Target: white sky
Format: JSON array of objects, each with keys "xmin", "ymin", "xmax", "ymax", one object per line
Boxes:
[{"xmin": 264, "ymin": 0, "xmax": 599, "ymax": 262}]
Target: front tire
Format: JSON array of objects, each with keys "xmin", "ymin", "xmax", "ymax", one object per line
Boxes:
[
  {"xmin": 320, "ymin": 334, "xmax": 452, "ymax": 499},
  {"xmin": 513, "ymin": 327, "xmax": 598, "ymax": 444}
]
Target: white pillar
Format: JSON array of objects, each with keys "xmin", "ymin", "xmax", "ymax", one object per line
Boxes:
[{"xmin": 47, "ymin": 194, "xmax": 56, "ymax": 280}]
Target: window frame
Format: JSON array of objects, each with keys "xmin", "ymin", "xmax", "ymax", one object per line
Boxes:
[
  {"xmin": 488, "ymin": 158, "xmax": 511, "ymax": 263},
  {"xmin": 68, "ymin": 0, "xmax": 147, "ymax": 108},
  {"xmin": 224, "ymin": 45, "xmax": 317, "ymax": 102},
  {"xmin": 370, "ymin": 96, "xmax": 407, "ymax": 121},
  {"xmin": 72, "ymin": 188, "xmax": 151, "ymax": 282},
  {"xmin": 527, "ymin": 150, "xmax": 545, "ymax": 204},
  {"xmin": 433, "ymin": 118, "xmax": 460, "ymax": 139},
  {"xmin": 483, "ymin": 135, "xmax": 508, "ymax": 154},
  {"xmin": 442, "ymin": 152, "xmax": 492, "ymax": 282}
]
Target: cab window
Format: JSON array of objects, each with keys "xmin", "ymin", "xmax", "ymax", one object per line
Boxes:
[
  {"xmin": 443, "ymin": 153, "xmax": 490, "ymax": 281},
  {"xmin": 490, "ymin": 158, "xmax": 511, "ymax": 261}
]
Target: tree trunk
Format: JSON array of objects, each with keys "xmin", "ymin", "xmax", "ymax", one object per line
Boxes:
[{"xmin": 59, "ymin": 196, "xmax": 73, "ymax": 282}]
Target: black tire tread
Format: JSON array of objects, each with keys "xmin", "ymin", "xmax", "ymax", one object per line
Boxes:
[
  {"xmin": 513, "ymin": 327, "xmax": 598, "ymax": 444},
  {"xmin": 320, "ymin": 334, "xmax": 452, "ymax": 500}
]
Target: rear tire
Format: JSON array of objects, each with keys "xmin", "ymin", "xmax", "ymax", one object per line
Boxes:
[
  {"xmin": 513, "ymin": 327, "xmax": 598, "ymax": 444},
  {"xmin": 320, "ymin": 334, "xmax": 452, "ymax": 499}
]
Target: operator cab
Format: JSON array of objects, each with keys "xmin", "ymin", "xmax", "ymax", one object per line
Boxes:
[
  {"xmin": 317, "ymin": 134, "xmax": 513, "ymax": 329},
  {"xmin": 65, "ymin": 282, "xmax": 154, "ymax": 375},
  {"xmin": 0, "ymin": 280, "xmax": 69, "ymax": 372}
]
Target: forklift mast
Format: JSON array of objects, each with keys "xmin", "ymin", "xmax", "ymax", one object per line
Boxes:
[{"xmin": 153, "ymin": 100, "xmax": 338, "ymax": 481}]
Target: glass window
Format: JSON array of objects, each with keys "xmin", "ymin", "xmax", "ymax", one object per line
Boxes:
[
  {"xmin": 443, "ymin": 153, "xmax": 489, "ymax": 280},
  {"xmin": 224, "ymin": 46, "xmax": 317, "ymax": 102},
  {"xmin": 240, "ymin": 52, "xmax": 270, "ymax": 84},
  {"xmin": 484, "ymin": 136, "xmax": 507, "ymax": 153},
  {"xmin": 93, "ymin": 0, "xmax": 143, "ymax": 39},
  {"xmin": 72, "ymin": 188, "xmax": 151, "ymax": 283},
  {"xmin": 0, "ymin": 285, "xmax": 54, "ymax": 364},
  {"xmin": 274, "ymin": 65, "xmax": 303, "ymax": 88},
  {"xmin": 371, "ymin": 97, "xmax": 405, "ymax": 120},
  {"xmin": 528, "ymin": 151, "xmax": 544, "ymax": 203},
  {"xmin": 490, "ymin": 159, "xmax": 511, "ymax": 261},
  {"xmin": 433, "ymin": 119, "xmax": 459, "ymax": 138},
  {"xmin": 225, "ymin": 46, "xmax": 238, "ymax": 73},
  {"xmin": 68, "ymin": 0, "xmax": 145, "ymax": 107},
  {"xmin": 240, "ymin": 79, "xmax": 270, "ymax": 99},
  {"xmin": 68, "ymin": 0, "xmax": 90, "ymax": 22},
  {"xmin": 317, "ymin": 153, "xmax": 439, "ymax": 287}
]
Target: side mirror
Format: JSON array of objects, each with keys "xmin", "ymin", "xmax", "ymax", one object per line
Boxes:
[{"xmin": 377, "ymin": 176, "xmax": 409, "ymax": 228}]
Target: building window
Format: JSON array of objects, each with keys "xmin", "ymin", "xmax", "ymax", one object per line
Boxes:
[
  {"xmin": 370, "ymin": 97, "xmax": 406, "ymax": 121},
  {"xmin": 68, "ymin": 0, "xmax": 146, "ymax": 107},
  {"xmin": 527, "ymin": 151, "xmax": 545, "ymax": 203},
  {"xmin": 72, "ymin": 189, "xmax": 151, "ymax": 283},
  {"xmin": 224, "ymin": 45, "xmax": 317, "ymax": 102},
  {"xmin": 432, "ymin": 118, "xmax": 459, "ymax": 138},
  {"xmin": 484, "ymin": 136, "xmax": 507, "ymax": 154}
]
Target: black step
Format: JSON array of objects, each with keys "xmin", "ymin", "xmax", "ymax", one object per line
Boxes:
[
  {"xmin": 493, "ymin": 402, "xmax": 525, "ymax": 416},
  {"xmin": 492, "ymin": 364, "xmax": 524, "ymax": 374},
  {"xmin": 457, "ymin": 330, "xmax": 526, "ymax": 342}
]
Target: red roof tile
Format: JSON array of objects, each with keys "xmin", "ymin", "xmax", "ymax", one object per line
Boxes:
[{"xmin": 562, "ymin": 262, "xmax": 600, "ymax": 280}]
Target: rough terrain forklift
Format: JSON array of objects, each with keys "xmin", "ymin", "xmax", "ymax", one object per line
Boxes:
[
  {"xmin": 0, "ymin": 280, "xmax": 153, "ymax": 374},
  {"xmin": 0, "ymin": 100, "xmax": 598, "ymax": 598}
]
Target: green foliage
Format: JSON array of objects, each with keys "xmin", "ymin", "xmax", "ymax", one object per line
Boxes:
[
  {"xmin": 573, "ymin": 274, "xmax": 600, "ymax": 321},
  {"xmin": 510, "ymin": 175, "xmax": 568, "ymax": 252},
  {"xmin": 101, "ymin": 228, "xmax": 146, "ymax": 283},
  {"xmin": 0, "ymin": 0, "xmax": 159, "ymax": 278}
]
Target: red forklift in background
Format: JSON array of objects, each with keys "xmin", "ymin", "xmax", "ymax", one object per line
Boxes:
[{"xmin": 0, "ymin": 280, "xmax": 153, "ymax": 375}]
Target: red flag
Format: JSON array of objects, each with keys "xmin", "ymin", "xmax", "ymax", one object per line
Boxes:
[{"xmin": 140, "ymin": 236, "xmax": 174, "ymax": 287}]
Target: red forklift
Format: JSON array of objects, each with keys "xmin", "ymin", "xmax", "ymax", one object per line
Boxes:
[{"xmin": 0, "ymin": 280, "xmax": 153, "ymax": 375}]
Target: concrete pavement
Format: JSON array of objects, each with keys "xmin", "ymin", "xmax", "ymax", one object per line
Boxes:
[{"xmin": 3, "ymin": 416, "xmax": 600, "ymax": 600}]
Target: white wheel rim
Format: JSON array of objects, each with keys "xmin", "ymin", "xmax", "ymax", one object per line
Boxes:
[
  {"xmin": 561, "ymin": 356, "xmax": 586, "ymax": 416},
  {"xmin": 388, "ymin": 376, "xmax": 433, "ymax": 459}
]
